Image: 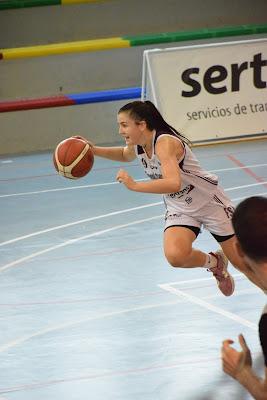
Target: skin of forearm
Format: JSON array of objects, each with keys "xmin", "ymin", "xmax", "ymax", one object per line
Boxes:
[
  {"xmin": 132, "ymin": 178, "xmax": 180, "ymax": 194},
  {"xmin": 93, "ymin": 146, "xmax": 127, "ymax": 162},
  {"xmin": 237, "ymin": 367, "xmax": 267, "ymax": 400}
]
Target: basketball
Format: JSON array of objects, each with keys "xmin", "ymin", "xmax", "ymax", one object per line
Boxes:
[{"xmin": 53, "ymin": 137, "xmax": 94, "ymax": 179}]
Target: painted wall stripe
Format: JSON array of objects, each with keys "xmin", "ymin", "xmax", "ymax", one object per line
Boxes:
[
  {"xmin": 0, "ymin": 0, "xmax": 59, "ymax": 9},
  {"xmin": 0, "ymin": 24, "xmax": 266, "ymax": 60},
  {"xmin": 0, "ymin": 0, "xmax": 105, "ymax": 9},
  {"xmin": 124, "ymin": 24, "xmax": 267, "ymax": 46},
  {"xmin": 0, "ymin": 38, "xmax": 130, "ymax": 60},
  {"xmin": 68, "ymin": 87, "xmax": 141, "ymax": 104},
  {"xmin": 0, "ymin": 96, "xmax": 75, "ymax": 112},
  {"xmin": 0, "ymin": 87, "xmax": 142, "ymax": 113},
  {"xmin": 61, "ymin": 0, "xmax": 108, "ymax": 4}
]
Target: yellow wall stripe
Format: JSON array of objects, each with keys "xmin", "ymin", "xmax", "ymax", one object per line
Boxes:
[
  {"xmin": 1, "ymin": 24, "xmax": 266, "ymax": 61},
  {"xmin": 1, "ymin": 38, "xmax": 130, "ymax": 60}
]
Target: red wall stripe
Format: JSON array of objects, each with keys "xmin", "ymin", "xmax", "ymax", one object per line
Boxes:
[{"xmin": 0, "ymin": 96, "xmax": 75, "ymax": 112}]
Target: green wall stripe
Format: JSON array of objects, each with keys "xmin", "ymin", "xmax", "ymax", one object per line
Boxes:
[
  {"xmin": 124, "ymin": 24, "xmax": 267, "ymax": 46},
  {"xmin": 0, "ymin": 23, "xmax": 266, "ymax": 60},
  {"xmin": 0, "ymin": 0, "xmax": 60, "ymax": 9}
]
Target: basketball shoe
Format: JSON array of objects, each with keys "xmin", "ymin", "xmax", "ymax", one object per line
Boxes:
[{"xmin": 208, "ymin": 250, "xmax": 235, "ymax": 296}]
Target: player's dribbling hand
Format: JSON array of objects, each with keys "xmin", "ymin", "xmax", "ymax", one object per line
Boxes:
[
  {"xmin": 72, "ymin": 135, "xmax": 94, "ymax": 148},
  {"xmin": 221, "ymin": 334, "xmax": 252, "ymax": 379},
  {"xmin": 116, "ymin": 169, "xmax": 136, "ymax": 190}
]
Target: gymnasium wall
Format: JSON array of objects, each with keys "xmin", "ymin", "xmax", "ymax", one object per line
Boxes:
[
  {"xmin": 2, "ymin": 0, "xmax": 267, "ymax": 48},
  {"xmin": 1, "ymin": 0, "xmax": 267, "ymax": 155}
]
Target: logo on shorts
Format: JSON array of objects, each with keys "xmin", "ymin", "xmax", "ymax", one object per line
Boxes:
[
  {"xmin": 224, "ymin": 206, "xmax": 235, "ymax": 219},
  {"xmin": 168, "ymin": 184, "xmax": 195, "ymax": 199},
  {"xmin": 165, "ymin": 212, "xmax": 182, "ymax": 221},
  {"xmin": 185, "ymin": 196, "xmax": 193, "ymax": 204}
]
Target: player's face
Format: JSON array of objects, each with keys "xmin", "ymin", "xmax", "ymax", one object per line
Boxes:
[{"xmin": 117, "ymin": 112, "xmax": 145, "ymax": 146}]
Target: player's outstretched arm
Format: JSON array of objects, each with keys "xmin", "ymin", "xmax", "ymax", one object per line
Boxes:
[
  {"xmin": 72, "ymin": 135, "xmax": 136, "ymax": 162},
  {"xmin": 93, "ymin": 145, "xmax": 136, "ymax": 162}
]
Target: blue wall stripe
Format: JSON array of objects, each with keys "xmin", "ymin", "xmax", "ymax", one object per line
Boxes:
[{"xmin": 68, "ymin": 87, "xmax": 141, "ymax": 104}]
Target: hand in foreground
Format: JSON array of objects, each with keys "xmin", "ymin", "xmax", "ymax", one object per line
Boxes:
[
  {"xmin": 116, "ymin": 169, "xmax": 137, "ymax": 190},
  {"xmin": 221, "ymin": 334, "xmax": 252, "ymax": 379}
]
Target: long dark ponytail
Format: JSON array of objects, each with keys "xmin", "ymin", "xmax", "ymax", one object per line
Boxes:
[{"xmin": 118, "ymin": 100, "xmax": 191, "ymax": 146}]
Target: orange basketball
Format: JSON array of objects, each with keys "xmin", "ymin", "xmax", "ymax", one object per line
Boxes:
[{"xmin": 53, "ymin": 137, "xmax": 94, "ymax": 179}]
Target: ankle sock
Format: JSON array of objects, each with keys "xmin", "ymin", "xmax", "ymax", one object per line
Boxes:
[{"xmin": 204, "ymin": 253, "xmax": 217, "ymax": 269}]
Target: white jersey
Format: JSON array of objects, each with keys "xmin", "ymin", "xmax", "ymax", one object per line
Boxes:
[{"xmin": 135, "ymin": 129, "xmax": 219, "ymax": 214}]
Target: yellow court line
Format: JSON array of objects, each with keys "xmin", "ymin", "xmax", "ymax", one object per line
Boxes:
[{"xmin": 1, "ymin": 38, "xmax": 130, "ymax": 60}]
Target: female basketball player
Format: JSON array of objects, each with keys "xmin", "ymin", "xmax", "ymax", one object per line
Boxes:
[{"xmin": 77, "ymin": 100, "xmax": 261, "ymax": 296}]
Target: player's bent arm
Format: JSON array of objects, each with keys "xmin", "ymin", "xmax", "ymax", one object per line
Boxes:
[
  {"xmin": 237, "ymin": 367, "xmax": 267, "ymax": 400},
  {"xmin": 93, "ymin": 145, "xmax": 136, "ymax": 162},
  {"xmin": 125, "ymin": 137, "xmax": 183, "ymax": 194}
]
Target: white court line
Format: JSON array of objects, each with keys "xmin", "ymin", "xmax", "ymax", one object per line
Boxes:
[
  {"xmin": 225, "ymin": 182, "xmax": 267, "ymax": 191},
  {"xmin": 1, "ymin": 191, "xmax": 266, "ymax": 249},
  {"xmin": 229, "ymin": 192, "xmax": 267, "ymax": 201},
  {"xmin": 0, "ymin": 164, "xmax": 266, "ymax": 198},
  {"xmin": 210, "ymin": 163, "xmax": 267, "ymax": 172},
  {"xmin": 0, "ymin": 356, "xmax": 220, "ymax": 394},
  {"xmin": 0, "ymin": 178, "xmax": 147, "ymax": 198},
  {"xmin": 0, "ymin": 193, "xmax": 266, "ymax": 274},
  {"xmin": 0, "ymin": 215, "xmax": 162, "ymax": 272},
  {"xmin": 0, "ymin": 298, "xmax": 180, "ymax": 353},
  {"xmin": 0, "ymin": 201, "xmax": 163, "ymax": 247},
  {"xmin": 159, "ymin": 283, "xmax": 257, "ymax": 331},
  {"xmin": 159, "ymin": 273, "xmax": 243, "ymax": 287},
  {"xmin": 0, "ymin": 160, "xmax": 13, "ymax": 164},
  {"xmin": 0, "ymin": 286, "xmax": 258, "ymax": 308},
  {"xmin": 0, "ymin": 284, "xmax": 259, "ymax": 354}
]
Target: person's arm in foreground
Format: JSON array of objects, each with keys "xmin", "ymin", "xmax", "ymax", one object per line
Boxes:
[{"xmin": 221, "ymin": 334, "xmax": 267, "ymax": 400}]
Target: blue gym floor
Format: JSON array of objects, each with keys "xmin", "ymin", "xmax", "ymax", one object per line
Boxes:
[{"xmin": 0, "ymin": 139, "xmax": 266, "ymax": 400}]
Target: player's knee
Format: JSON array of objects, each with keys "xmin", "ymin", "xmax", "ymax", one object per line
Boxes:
[{"xmin": 165, "ymin": 247, "xmax": 190, "ymax": 268}]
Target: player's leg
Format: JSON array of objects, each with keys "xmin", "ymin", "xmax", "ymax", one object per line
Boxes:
[
  {"xmin": 190, "ymin": 187, "xmax": 237, "ymax": 296},
  {"xmin": 163, "ymin": 212, "xmax": 208, "ymax": 268},
  {"xmin": 164, "ymin": 225, "xmax": 206, "ymax": 268},
  {"xmin": 163, "ymin": 225, "xmax": 235, "ymax": 296}
]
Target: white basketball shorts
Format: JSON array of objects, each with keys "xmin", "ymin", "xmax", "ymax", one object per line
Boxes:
[{"xmin": 164, "ymin": 185, "xmax": 235, "ymax": 238}]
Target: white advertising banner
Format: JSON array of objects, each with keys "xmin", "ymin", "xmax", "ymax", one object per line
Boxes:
[{"xmin": 142, "ymin": 38, "xmax": 267, "ymax": 143}]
